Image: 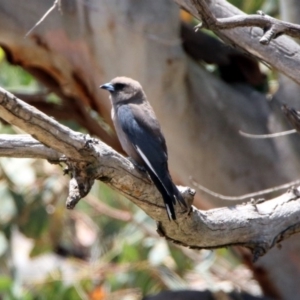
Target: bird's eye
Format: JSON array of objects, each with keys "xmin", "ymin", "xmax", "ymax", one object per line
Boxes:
[{"xmin": 114, "ymin": 83, "xmax": 126, "ymax": 90}]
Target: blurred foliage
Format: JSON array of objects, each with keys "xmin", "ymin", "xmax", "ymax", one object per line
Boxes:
[
  {"xmin": 228, "ymin": 0, "xmax": 278, "ymax": 15},
  {"xmin": 0, "ymin": 48, "xmax": 38, "ymax": 92},
  {"xmin": 0, "ymin": 0, "xmax": 273, "ymax": 297}
]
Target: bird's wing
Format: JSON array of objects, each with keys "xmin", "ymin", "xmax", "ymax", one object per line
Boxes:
[
  {"xmin": 117, "ymin": 104, "xmax": 168, "ymax": 175},
  {"xmin": 117, "ymin": 104, "xmax": 180, "ymax": 219}
]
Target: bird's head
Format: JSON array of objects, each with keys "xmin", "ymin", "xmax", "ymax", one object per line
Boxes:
[{"xmin": 100, "ymin": 77, "xmax": 144, "ymax": 104}]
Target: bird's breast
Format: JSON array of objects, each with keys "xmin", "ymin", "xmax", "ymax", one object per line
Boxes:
[{"xmin": 111, "ymin": 107, "xmax": 143, "ymax": 165}]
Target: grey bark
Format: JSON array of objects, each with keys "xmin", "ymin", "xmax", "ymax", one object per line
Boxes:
[
  {"xmin": 1, "ymin": 86, "xmax": 300, "ymax": 263},
  {"xmin": 0, "ymin": 134, "xmax": 61, "ymax": 160},
  {"xmin": 175, "ymin": 0, "xmax": 300, "ymax": 84}
]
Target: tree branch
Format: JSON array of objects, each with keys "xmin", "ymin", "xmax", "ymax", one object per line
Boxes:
[
  {"xmin": 15, "ymin": 92, "xmax": 119, "ymax": 149},
  {"xmin": 282, "ymin": 105, "xmax": 300, "ymax": 133},
  {"xmin": 0, "ymin": 87, "xmax": 87, "ymax": 161},
  {"xmin": 174, "ymin": 0, "xmax": 300, "ymax": 84},
  {"xmin": 1, "ymin": 87, "xmax": 300, "ymax": 260},
  {"xmin": 25, "ymin": 0, "xmax": 61, "ymax": 38},
  {"xmin": 192, "ymin": 0, "xmax": 300, "ymax": 45},
  {"xmin": 0, "ymin": 134, "xmax": 61, "ymax": 160}
]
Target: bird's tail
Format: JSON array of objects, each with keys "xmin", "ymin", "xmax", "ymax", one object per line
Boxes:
[{"xmin": 146, "ymin": 169, "xmax": 187, "ymax": 220}]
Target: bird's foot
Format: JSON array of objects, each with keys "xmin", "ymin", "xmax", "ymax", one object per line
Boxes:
[
  {"xmin": 126, "ymin": 157, "xmax": 151, "ymax": 184},
  {"xmin": 127, "ymin": 157, "xmax": 147, "ymax": 173}
]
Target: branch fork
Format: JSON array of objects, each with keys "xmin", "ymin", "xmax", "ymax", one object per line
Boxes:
[
  {"xmin": 192, "ymin": 0, "xmax": 300, "ymax": 45},
  {"xmin": 1, "ymin": 83, "xmax": 300, "ymax": 259}
]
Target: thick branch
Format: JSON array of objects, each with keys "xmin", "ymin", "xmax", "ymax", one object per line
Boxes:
[
  {"xmin": 0, "ymin": 87, "xmax": 88, "ymax": 161},
  {"xmin": 191, "ymin": 0, "xmax": 300, "ymax": 44},
  {"xmin": 16, "ymin": 92, "xmax": 118, "ymax": 148},
  {"xmin": 1, "ymin": 87, "xmax": 300, "ymax": 259},
  {"xmin": 13, "ymin": 90, "xmax": 122, "ymax": 154},
  {"xmin": 175, "ymin": 0, "xmax": 300, "ymax": 84}
]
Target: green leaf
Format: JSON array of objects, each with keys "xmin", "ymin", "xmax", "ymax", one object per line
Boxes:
[
  {"xmin": 30, "ymin": 238, "xmax": 52, "ymax": 257},
  {"xmin": 0, "ymin": 47, "xmax": 4, "ymax": 63},
  {"xmin": 119, "ymin": 243, "xmax": 140, "ymax": 263},
  {"xmin": 0, "ymin": 276, "xmax": 12, "ymax": 291}
]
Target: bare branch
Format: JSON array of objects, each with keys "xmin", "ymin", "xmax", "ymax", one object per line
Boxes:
[
  {"xmin": 191, "ymin": 177, "xmax": 300, "ymax": 201},
  {"xmin": 25, "ymin": 0, "xmax": 61, "ymax": 38},
  {"xmin": 239, "ymin": 129, "xmax": 297, "ymax": 139},
  {"xmin": 282, "ymin": 104, "xmax": 300, "ymax": 133},
  {"xmin": 16, "ymin": 92, "xmax": 119, "ymax": 150},
  {"xmin": 1, "ymin": 86, "xmax": 300, "ymax": 260},
  {"xmin": 0, "ymin": 134, "xmax": 61, "ymax": 160},
  {"xmin": 192, "ymin": 1, "xmax": 300, "ymax": 45},
  {"xmin": 174, "ymin": 0, "xmax": 300, "ymax": 85},
  {"xmin": 0, "ymin": 87, "xmax": 87, "ymax": 161},
  {"xmin": 84, "ymin": 195, "xmax": 132, "ymax": 221},
  {"xmin": 157, "ymin": 187, "xmax": 300, "ymax": 262}
]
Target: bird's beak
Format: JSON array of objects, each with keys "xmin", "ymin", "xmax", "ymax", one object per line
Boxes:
[{"xmin": 100, "ymin": 83, "xmax": 115, "ymax": 92}]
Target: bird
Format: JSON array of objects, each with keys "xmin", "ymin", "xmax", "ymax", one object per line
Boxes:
[{"xmin": 100, "ymin": 77, "xmax": 187, "ymax": 220}]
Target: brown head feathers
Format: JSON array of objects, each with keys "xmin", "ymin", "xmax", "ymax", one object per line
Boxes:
[{"xmin": 101, "ymin": 76, "xmax": 145, "ymax": 104}]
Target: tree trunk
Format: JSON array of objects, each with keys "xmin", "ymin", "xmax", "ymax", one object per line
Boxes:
[{"xmin": 251, "ymin": 1, "xmax": 300, "ymax": 299}]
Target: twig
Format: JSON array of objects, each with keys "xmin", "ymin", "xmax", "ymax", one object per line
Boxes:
[
  {"xmin": 282, "ymin": 104, "xmax": 300, "ymax": 133},
  {"xmin": 191, "ymin": 177, "xmax": 300, "ymax": 201},
  {"xmin": 25, "ymin": 0, "xmax": 61, "ymax": 38},
  {"xmin": 239, "ymin": 129, "xmax": 296, "ymax": 139},
  {"xmin": 84, "ymin": 195, "xmax": 132, "ymax": 221}
]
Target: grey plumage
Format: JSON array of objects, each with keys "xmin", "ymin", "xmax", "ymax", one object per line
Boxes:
[{"xmin": 100, "ymin": 77, "xmax": 187, "ymax": 220}]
